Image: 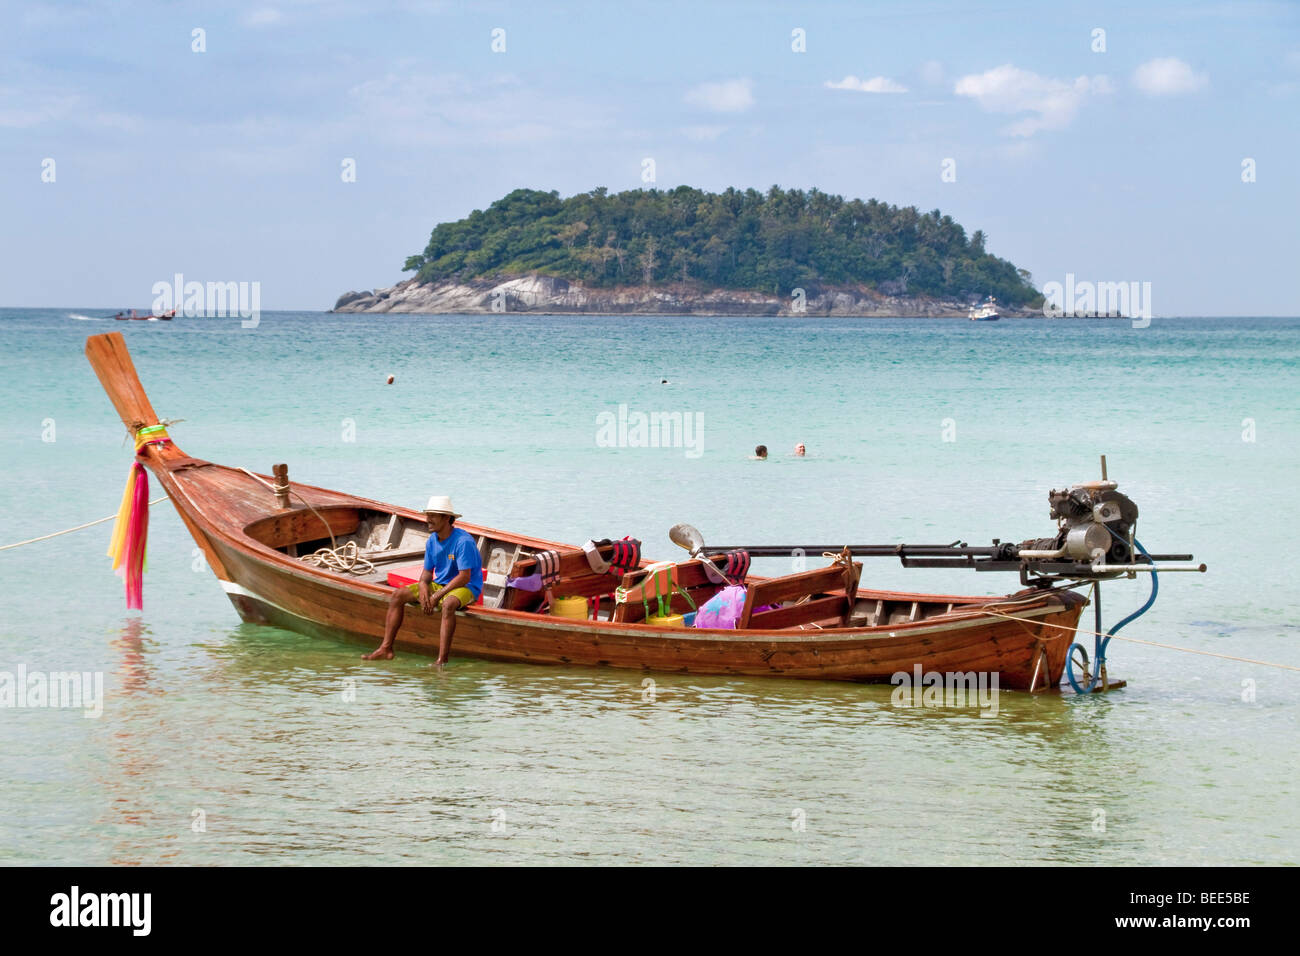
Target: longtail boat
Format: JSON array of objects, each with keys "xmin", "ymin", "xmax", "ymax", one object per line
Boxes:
[
  {"xmin": 85, "ymin": 332, "xmax": 1203, "ymax": 692},
  {"xmin": 113, "ymin": 309, "xmax": 175, "ymax": 321}
]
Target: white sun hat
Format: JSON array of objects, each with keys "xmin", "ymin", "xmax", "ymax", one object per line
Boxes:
[{"xmin": 422, "ymin": 495, "xmax": 461, "ymax": 517}]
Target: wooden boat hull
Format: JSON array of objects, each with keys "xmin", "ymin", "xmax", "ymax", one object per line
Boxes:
[
  {"xmin": 160, "ymin": 462, "xmax": 1082, "ymax": 688},
  {"xmin": 85, "ymin": 331, "xmax": 1086, "ymax": 691},
  {"xmin": 221, "ymin": 559, "xmax": 1082, "ymax": 687}
]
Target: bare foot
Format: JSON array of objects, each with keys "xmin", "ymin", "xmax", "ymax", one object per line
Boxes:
[{"xmin": 361, "ymin": 645, "xmax": 394, "ymax": 661}]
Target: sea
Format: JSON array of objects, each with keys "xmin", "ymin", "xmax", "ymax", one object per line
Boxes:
[{"xmin": 0, "ymin": 308, "xmax": 1296, "ymax": 865}]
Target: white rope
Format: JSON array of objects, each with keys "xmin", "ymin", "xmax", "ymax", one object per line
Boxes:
[
  {"xmin": 0, "ymin": 496, "xmax": 169, "ymax": 551},
  {"xmin": 299, "ymin": 541, "xmax": 375, "ymax": 576},
  {"xmin": 237, "ymin": 467, "xmax": 283, "ymax": 495},
  {"xmin": 236, "ymin": 467, "xmax": 378, "ymax": 576},
  {"xmin": 237, "ymin": 466, "xmax": 336, "ymax": 547},
  {"xmin": 977, "ymin": 604, "xmax": 1300, "ymax": 673}
]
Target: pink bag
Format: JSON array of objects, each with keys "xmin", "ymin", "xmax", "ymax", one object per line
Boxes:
[{"xmin": 693, "ymin": 585, "xmax": 748, "ymax": 629}]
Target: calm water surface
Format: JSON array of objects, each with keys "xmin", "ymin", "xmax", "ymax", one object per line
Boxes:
[{"xmin": 0, "ymin": 309, "xmax": 1296, "ymax": 864}]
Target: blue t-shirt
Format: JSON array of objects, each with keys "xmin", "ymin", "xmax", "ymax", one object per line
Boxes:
[{"xmin": 423, "ymin": 527, "xmax": 484, "ymax": 598}]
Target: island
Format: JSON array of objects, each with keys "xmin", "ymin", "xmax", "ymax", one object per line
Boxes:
[{"xmin": 333, "ymin": 186, "xmax": 1044, "ymax": 317}]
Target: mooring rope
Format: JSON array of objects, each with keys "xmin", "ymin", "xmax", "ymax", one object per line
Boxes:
[
  {"xmin": 0, "ymin": 497, "xmax": 170, "ymax": 551},
  {"xmin": 977, "ymin": 604, "xmax": 1300, "ymax": 673},
  {"xmin": 236, "ymin": 465, "xmax": 338, "ymax": 548},
  {"xmin": 3, "ymin": 418, "xmax": 181, "ymax": 550},
  {"xmin": 8, "ymin": 497, "xmax": 1293, "ymax": 670}
]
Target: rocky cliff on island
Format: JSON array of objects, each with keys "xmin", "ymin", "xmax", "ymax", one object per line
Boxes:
[
  {"xmin": 333, "ymin": 186, "xmax": 1044, "ymax": 317},
  {"xmin": 332, "ymin": 275, "xmax": 1031, "ymax": 317}
]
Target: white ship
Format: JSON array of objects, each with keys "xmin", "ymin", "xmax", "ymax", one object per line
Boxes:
[{"xmin": 968, "ymin": 295, "xmax": 1000, "ymax": 321}]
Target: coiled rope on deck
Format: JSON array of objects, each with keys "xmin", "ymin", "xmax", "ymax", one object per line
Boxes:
[{"xmin": 299, "ymin": 541, "xmax": 375, "ymax": 576}]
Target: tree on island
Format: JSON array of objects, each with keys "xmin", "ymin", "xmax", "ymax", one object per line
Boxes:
[{"xmin": 402, "ymin": 186, "xmax": 1043, "ymax": 308}]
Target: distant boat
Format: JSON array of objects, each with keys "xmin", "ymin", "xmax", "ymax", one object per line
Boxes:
[
  {"xmin": 113, "ymin": 309, "xmax": 175, "ymax": 321},
  {"xmin": 968, "ymin": 296, "xmax": 1000, "ymax": 321}
]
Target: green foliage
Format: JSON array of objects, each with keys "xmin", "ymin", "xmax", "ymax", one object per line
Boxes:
[{"xmin": 404, "ymin": 186, "xmax": 1041, "ymax": 306}]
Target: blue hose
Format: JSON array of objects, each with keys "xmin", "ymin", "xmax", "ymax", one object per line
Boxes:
[{"xmin": 1065, "ymin": 532, "xmax": 1159, "ymax": 693}]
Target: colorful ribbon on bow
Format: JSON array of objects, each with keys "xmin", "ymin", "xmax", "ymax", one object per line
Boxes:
[
  {"xmin": 106, "ymin": 425, "xmax": 169, "ymax": 610},
  {"xmin": 107, "ymin": 460, "xmax": 150, "ymax": 610}
]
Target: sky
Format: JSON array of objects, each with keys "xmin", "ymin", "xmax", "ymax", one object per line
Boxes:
[{"xmin": 1, "ymin": 0, "xmax": 1297, "ymax": 314}]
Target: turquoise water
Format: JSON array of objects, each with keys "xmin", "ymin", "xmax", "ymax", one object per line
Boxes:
[{"xmin": 0, "ymin": 308, "xmax": 1296, "ymax": 865}]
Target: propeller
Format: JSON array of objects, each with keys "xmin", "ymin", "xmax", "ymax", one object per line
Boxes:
[
  {"xmin": 669, "ymin": 523, "xmax": 705, "ymax": 557},
  {"xmin": 669, "ymin": 523, "xmax": 731, "ymax": 585}
]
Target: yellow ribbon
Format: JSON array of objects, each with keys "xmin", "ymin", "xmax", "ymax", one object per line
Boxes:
[
  {"xmin": 106, "ymin": 463, "xmax": 136, "ymax": 566},
  {"xmin": 134, "ymin": 423, "xmax": 169, "ymax": 451}
]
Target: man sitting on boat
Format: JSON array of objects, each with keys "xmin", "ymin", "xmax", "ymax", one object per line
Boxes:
[{"xmin": 362, "ymin": 495, "xmax": 483, "ymax": 666}]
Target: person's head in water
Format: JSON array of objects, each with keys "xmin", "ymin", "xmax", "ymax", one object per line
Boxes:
[
  {"xmin": 754, "ymin": 445, "xmax": 768, "ymax": 459},
  {"xmin": 794, "ymin": 443, "xmax": 806, "ymax": 457}
]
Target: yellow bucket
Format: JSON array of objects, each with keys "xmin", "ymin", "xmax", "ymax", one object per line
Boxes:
[
  {"xmin": 549, "ymin": 595, "xmax": 588, "ymax": 620},
  {"xmin": 646, "ymin": 613, "xmax": 686, "ymax": 628}
]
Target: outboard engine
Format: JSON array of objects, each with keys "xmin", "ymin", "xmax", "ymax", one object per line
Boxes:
[{"xmin": 1019, "ymin": 480, "xmax": 1139, "ymax": 565}]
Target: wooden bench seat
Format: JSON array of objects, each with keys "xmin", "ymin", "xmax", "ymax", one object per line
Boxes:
[{"xmin": 739, "ymin": 561, "xmax": 861, "ymax": 630}]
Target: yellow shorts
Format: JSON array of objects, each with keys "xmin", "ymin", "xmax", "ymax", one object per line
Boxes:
[{"xmin": 405, "ymin": 583, "xmax": 476, "ymax": 608}]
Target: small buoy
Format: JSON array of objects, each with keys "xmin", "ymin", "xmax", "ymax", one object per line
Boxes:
[{"xmin": 386, "ymin": 374, "xmax": 395, "ymax": 385}]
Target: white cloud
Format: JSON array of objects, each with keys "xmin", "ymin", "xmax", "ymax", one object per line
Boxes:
[
  {"xmin": 954, "ymin": 64, "xmax": 1112, "ymax": 136},
  {"xmin": 825, "ymin": 75, "xmax": 908, "ymax": 94},
  {"xmin": 684, "ymin": 78, "xmax": 754, "ymax": 113},
  {"xmin": 88, "ymin": 112, "xmax": 141, "ymax": 131},
  {"xmin": 1133, "ymin": 57, "xmax": 1208, "ymax": 96},
  {"xmin": 0, "ymin": 87, "xmax": 79, "ymax": 127},
  {"xmin": 244, "ymin": 8, "xmax": 284, "ymax": 27},
  {"xmin": 345, "ymin": 70, "xmax": 610, "ymax": 146},
  {"xmin": 680, "ymin": 125, "xmax": 726, "ymax": 141},
  {"xmin": 0, "ymin": 87, "xmax": 143, "ymax": 131}
]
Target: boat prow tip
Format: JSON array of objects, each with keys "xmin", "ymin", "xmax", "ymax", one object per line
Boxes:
[{"xmin": 85, "ymin": 330, "xmax": 186, "ymax": 457}]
